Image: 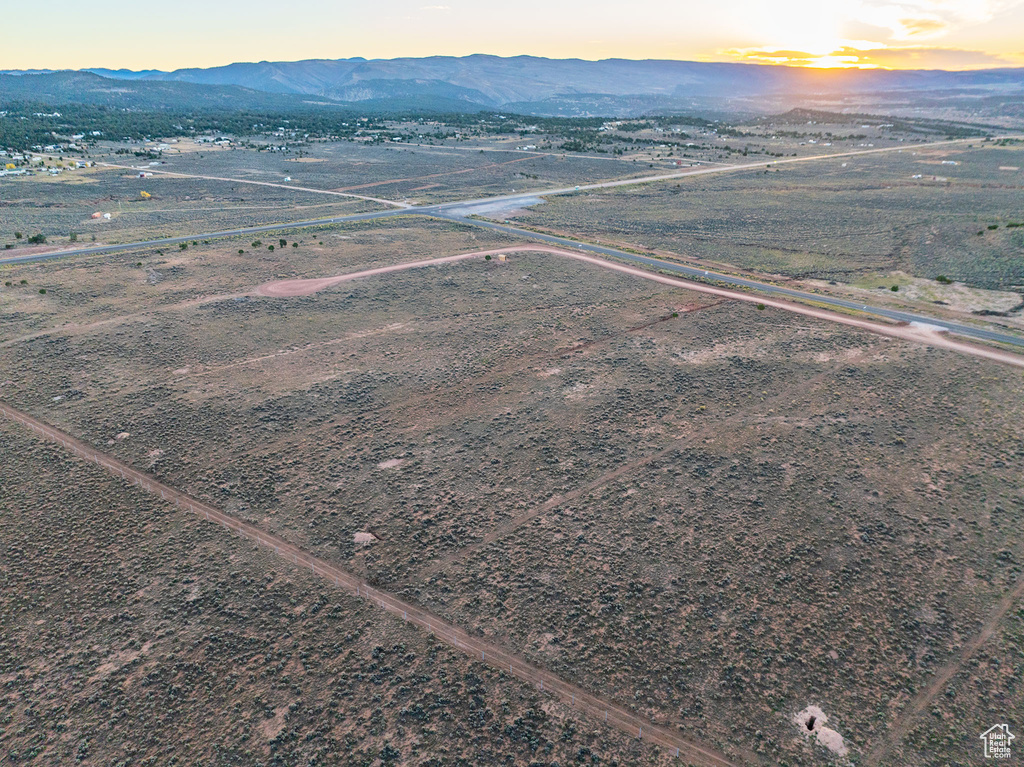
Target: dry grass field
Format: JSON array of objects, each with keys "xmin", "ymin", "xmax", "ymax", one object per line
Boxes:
[
  {"xmin": 507, "ymin": 142, "xmax": 1024, "ymax": 291},
  {"xmin": 893, "ymin": 610, "xmax": 1023, "ymax": 766},
  {"xmin": 2, "ymin": 213, "xmax": 1021, "ymax": 765},
  {"xmin": 0, "ymin": 166, "xmax": 385, "ymax": 249},
  {"xmin": 151, "ymin": 142, "xmax": 649, "ymax": 205},
  {"xmin": 0, "ymin": 217, "xmax": 515, "ymax": 339},
  {"xmin": 0, "ymin": 422, "xmax": 662, "ymax": 766}
]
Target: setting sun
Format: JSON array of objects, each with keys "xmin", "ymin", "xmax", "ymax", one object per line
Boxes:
[{"xmin": 2, "ymin": 0, "xmax": 1022, "ymax": 70}]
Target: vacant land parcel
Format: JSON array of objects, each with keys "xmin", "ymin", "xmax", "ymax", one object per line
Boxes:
[
  {"xmin": 1, "ymin": 216, "xmax": 1022, "ymax": 765},
  {"xmin": 0, "ymin": 421, "xmax": 659, "ymax": 766},
  {"xmin": 508, "ymin": 142, "xmax": 1024, "ymax": 290},
  {"xmin": 0, "ymin": 166, "xmax": 385, "ymax": 250},
  {"xmin": 100, "ymin": 139, "xmax": 649, "ymax": 205}
]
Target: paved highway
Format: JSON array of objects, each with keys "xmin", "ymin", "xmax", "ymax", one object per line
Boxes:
[
  {"xmin": 0, "ymin": 209, "xmax": 406, "ymax": 265},
  {"xmin": 3, "ymin": 135, "xmax": 1022, "ymax": 351},
  {"xmin": 4, "ymin": 135, "xmax": 1005, "ymax": 268},
  {"xmin": 441, "ymin": 214, "xmax": 1024, "ymax": 350}
]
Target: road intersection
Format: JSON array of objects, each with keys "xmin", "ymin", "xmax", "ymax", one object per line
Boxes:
[{"xmin": 4, "ymin": 136, "xmax": 1023, "ymax": 354}]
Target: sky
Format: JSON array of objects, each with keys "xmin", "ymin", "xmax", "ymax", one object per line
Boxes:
[{"xmin": 3, "ymin": 0, "xmax": 1023, "ymax": 71}]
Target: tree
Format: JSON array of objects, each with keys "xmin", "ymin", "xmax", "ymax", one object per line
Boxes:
[{"xmin": 27, "ymin": 233, "xmax": 46, "ymax": 244}]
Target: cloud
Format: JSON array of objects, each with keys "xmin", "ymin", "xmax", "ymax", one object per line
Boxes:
[
  {"xmin": 847, "ymin": 0, "xmax": 1024, "ymax": 42},
  {"xmin": 897, "ymin": 16, "xmax": 950, "ymax": 36},
  {"xmin": 419, "ymin": 4, "xmax": 451, "ymax": 10},
  {"xmin": 723, "ymin": 43, "xmax": 1019, "ymax": 69},
  {"xmin": 845, "ymin": 45, "xmax": 1018, "ymax": 68}
]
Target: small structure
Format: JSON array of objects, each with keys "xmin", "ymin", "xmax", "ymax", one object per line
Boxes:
[{"xmin": 497, "ymin": 254, "xmax": 507, "ymax": 262}]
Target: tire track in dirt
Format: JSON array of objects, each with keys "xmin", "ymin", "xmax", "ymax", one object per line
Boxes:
[
  {"xmin": 330, "ymin": 154, "xmax": 541, "ymax": 193},
  {"xmin": 0, "ymin": 292, "xmax": 256, "ymax": 349},
  {"xmin": 257, "ymin": 244, "xmax": 1024, "ymax": 368},
  {"xmin": 0, "ymin": 401, "xmax": 736, "ymax": 767},
  {"xmin": 97, "ymin": 162, "xmax": 412, "ymax": 209},
  {"xmin": 397, "ymin": 359, "xmax": 845, "ymax": 588},
  {"xmin": 864, "ymin": 572, "xmax": 1024, "ymax": 765}
]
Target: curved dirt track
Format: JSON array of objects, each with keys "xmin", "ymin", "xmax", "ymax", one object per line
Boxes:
[
  {"xmin": 257, "ymin": 250, "xmax": 495, "ymax": 296},
  {"xmin": 0, "ymin": 401, "xmax": 735, "ymax": 767},
  {"xmin": 257, "ymin": 245, "xmax": 1024, "ymax": 369},
  {"xmin": 97, "ymin": 162, "xmax": 412, "ymax": 209}
]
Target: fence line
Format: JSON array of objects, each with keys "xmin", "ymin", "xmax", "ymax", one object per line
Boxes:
[{"xmin": 0, "ymin": 401, "xmax": 734, "ymax": 766}]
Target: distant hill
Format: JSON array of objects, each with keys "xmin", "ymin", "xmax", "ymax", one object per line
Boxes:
[
  {"xmin": 0, "ymin": 71, "xmax": 331, "ymax": 111},
  {"xmin": 4, "ymin": 56, "xmax": 1024, "ymax": 117},
  {"xmin": 87, "ymin": 55, "xmax": 1024, "ymax": 103}
]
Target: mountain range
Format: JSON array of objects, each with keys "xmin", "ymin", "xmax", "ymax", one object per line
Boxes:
[{"xmin": 4, "ymin": 55, "xmax": 1024, "ymax": 117}]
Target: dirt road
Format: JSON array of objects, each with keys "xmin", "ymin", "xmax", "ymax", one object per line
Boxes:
[
  {"xmin": 256, "ymin": 251, "xmax": 489, "ymax": 296},
  {"xmin": 257, "ymin": 245, "xmax": 1024, "ymax": 369},
  {"xmin": 0, "ymin": 401, "xmax": 735, "ymax": 767},
  {"xmin": 865, "ymin": 570, "xmax": 1024, "ymax": 765},
  {"xmin": 330, "ymin": 154, "xmax": 541, "ymax": 193},
  {"xmin": 96, "ymin": 162, "xmax": 413, "ymax": 209}
]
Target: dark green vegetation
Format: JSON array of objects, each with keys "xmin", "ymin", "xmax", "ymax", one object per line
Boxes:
[
  {"xmin": 0, "ymin": 99, "xmax": 394, "ymax": 153},
  {"xmin": 0, "ymin": 422, "xmax": 658, "ymax": 766},
  {"xmin": 510, "ymin": 142, "xmax": 1024, "ymax": 289},
  {"xmin": 2, "ymin": 218, "xmax": 1022, "ymax": 765}
]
